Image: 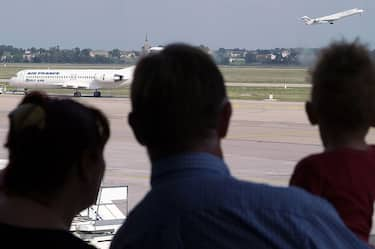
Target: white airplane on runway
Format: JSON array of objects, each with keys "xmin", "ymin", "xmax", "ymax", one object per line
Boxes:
[
  {"xmin": 302, "ymin": 8, "xmax": 364, "ymax": 25},
  {"xmin": 9, "ymin": 66, "xmax": 135, "ymax": 97}
]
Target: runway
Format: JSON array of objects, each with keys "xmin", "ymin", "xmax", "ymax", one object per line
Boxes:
[
  {"xmin": 1, "ymin": 95, "xmax": 375, "ymax": 215},
  {"xmin": 226, "ymin": 82, "xmax": 310, "ymax": 88}
]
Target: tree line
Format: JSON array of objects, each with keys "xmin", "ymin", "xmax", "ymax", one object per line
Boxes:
[
  {"xmin": 2, "ymin": 45, "xmax": 375, "ymax": 66},
  {"xmin": 0, "ymin": 45, "xmax": 132, "ymax": 64}
]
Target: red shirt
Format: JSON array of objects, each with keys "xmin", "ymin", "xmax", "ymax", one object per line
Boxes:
[{"xmin": 290, "ymin": 146, "xmax": 375, "ymax": 242}]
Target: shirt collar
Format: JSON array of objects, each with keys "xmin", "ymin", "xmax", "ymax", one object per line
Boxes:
[{"xmin": 151, "ymin": 152, "xmax": 230, "ymax": 187}]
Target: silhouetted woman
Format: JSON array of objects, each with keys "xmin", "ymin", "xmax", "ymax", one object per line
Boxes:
[{"xmin": 0, "ymin": 91, "xmax": 110, "ymax": 248}]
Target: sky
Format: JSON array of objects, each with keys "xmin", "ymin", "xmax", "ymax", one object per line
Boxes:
[{"xmin": 0, "ymin": 0, "xmax": 374, "ymax": 50}]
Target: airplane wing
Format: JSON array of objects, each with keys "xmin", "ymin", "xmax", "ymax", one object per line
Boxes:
[{"xmin": 317, "ymin": 13, "xmax": 342, "ymax": 22}]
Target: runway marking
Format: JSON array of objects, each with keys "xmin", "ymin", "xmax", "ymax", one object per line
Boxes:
[
  {"xmin": 227, "ymin": 129, "xmax": 321, "ymax": 144},
  {"xmin": 231, "ymin": 102, "xmax": 305, "ymax": 111},
  {"xmin": 236, "ymin": 175, "xmax": 290, "ymax": 186},
  {"xmin": 226, "ymin": 83, "xmax": 310, "ymax": 88}
]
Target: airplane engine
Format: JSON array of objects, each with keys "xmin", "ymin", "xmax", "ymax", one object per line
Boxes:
[{"xmin": 94, "ymin": 73, "xmax": 124, "ymax": 83}]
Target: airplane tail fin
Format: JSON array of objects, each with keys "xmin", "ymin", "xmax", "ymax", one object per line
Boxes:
[
  {"xmin": 118, "ymin": 66, "xmax": 135, "ymax": 85},
  {"xmin": 301, "ymin": 16, "xmax": 314, "ymax": 25}
]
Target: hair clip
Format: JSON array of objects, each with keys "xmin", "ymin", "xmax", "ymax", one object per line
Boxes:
[{"xmin": 9, "ymin": 103, "xmax": 46, "ymax": 131}]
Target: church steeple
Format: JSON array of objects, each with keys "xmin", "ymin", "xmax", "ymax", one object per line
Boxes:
[{"xmin": 142, "ymin": 33, "xmax": 151, "ymax": 55}]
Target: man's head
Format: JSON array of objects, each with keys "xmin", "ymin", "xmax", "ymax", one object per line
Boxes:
[
  {"xmin": 129, "ymin": 44, "xmax": 231, "ymax": 158},
  {"xmin": 306, "ymin": 41, "xmax": 375, "ymax": 135}
]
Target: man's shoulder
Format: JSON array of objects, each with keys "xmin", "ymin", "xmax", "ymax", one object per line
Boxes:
[
  {"xmin": 236, "ymin": 179, "xmax": 335, "ymax": 214},
  {"xmin": 130, "ymin": 176, "xmax": 337, "ymax": 224},
  {"xmin": 113, "ymin": 179, "xmax": 368, "ymax": 249}
]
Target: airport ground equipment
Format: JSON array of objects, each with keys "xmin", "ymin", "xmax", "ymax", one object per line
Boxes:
[{"xmin": 71, "ymin": 185, "xmax": 128, "ymax": 249}]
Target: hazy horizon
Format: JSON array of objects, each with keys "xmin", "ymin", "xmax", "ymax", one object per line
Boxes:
[{"xmin": 1, "ymin": 0, "xmax": 374, "ymax": 50}]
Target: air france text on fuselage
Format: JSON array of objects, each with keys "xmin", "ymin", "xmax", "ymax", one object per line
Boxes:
[{"xmin": 27, "ymin": 72, "xmax": 60, "ymax": 75}]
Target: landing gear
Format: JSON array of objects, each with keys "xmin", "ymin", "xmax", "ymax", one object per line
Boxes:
[
  {"xmin": 73, "ymin": 91, "xmax": 81, "ymax": 97},
  {"xmin": 93, "ymin": 90, "xmax": 101, "ymax": 97}
]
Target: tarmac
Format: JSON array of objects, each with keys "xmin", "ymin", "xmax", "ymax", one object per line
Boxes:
[
  {"xmin": 1, "ymin": 94, "xmax": 375, "ymax": 237},
  {"xmin": 226, "ymin": 82, "xmax": 310, "ymax": 88}
]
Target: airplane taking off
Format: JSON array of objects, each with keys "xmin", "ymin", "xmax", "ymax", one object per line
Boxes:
[
  {"xmin": 9, "ymin": 66, "xmax": 135, "ymax": 97},
  {"xmin": 302, "ymin": 8, "xmax": 364, "ymax": 25}
]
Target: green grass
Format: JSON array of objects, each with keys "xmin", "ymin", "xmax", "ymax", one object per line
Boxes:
[
  {"xmin": 0, "ymin": 64, "xmax": 311, "ymax": 102},
  {"xmin": 220, "ymin": 66, "xmax": 308, "ymax": 84},
  {"xmin": 2, "ymin": 86, "xmax": 309, "ymax": 102},
  {"xmin": 227, "ymin": 86, "xmax": 310, "ymax": 102},
  {"xmin": 0, "ymin": 63, "xmax": 309, "ymax": 84}
]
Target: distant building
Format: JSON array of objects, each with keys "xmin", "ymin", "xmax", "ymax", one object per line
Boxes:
[
  {"xmin": 230, "ymin": 49, "xmax": 247, "ymax": 58},
  {"xmin": 23, "ymin": 50, "xmax": 33, "ymax": 62},
  {"xmin": 256, "ymin": 54, "xmax": 274, "ymax": 63},
  {"xmin": 1, "ymin": 52, "xmax": 11, "ymax": 62},
  {"xmin": 140, "ymin": 34, "xmax": 164, "ymax": 55},
  {"xmin": 90, "ymin": 50, "xmax": 109, "ymax": 58},
  {"xmin": 227, "ymin": 49, "xmax": 247, "ymax": 65},
  {"xmin": 281, "ymin": 50, "xmax": 290, "ymax": 58},
  {"xmin": 142, "ymin": 34, "xmax": 151, "ymax": 55},
  {"xmin": 121, "ymin": 51, "xmax": 139, "ymax": 59},
  {"xmin": 229, "ymin": 57, "xmax": 246, "ymax": 65},
  {"xmin": 149, "ymin": 46, "xmax": 164, "ymax": 54}
]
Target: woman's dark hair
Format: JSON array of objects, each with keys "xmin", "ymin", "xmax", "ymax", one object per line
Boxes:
[{"xmin": 3, "ymin": 91, "xmax": 110, "ymax": 199}]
